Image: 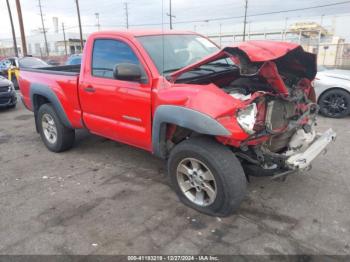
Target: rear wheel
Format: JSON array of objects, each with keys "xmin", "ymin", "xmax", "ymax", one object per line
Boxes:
[
  {"xmin": 319, "ymin": 89, "xmax": 350, "ymax": 118},
  {"xmin": 168, "ymin": 137, "xmax": 247, "ymax": 217},
  {"xmin": 37, "ymin": 103, "xmax": 75, "ymax": 152}
]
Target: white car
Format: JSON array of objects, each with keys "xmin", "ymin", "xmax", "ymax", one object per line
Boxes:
[{"xmin": 314, "ymin": 66, "xmax": 350, "ymax": 118}]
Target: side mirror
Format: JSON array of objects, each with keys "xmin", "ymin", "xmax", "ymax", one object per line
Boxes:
[{"xmin": 113, "ymin": 63, "xmax": 142, "ymax": 82}]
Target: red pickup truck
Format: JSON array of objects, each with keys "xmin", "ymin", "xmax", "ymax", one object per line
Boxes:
[{"xmin": 19, "ymin": 30, "xmax": 336, "ymax": 216}]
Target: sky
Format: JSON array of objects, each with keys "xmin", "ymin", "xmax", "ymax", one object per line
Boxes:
[{"xmin": 1, "ymin": 0, "xmax": 350, "ymax": 41}]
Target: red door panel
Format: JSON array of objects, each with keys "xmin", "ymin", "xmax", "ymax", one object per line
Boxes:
[{"xmin": 78, "ymin": 37, "xmax": 153, "ymax": 151}]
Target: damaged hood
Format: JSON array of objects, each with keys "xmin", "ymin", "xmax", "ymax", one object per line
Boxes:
[
  {"xmin": 222, "ymin": 40, "xmax": 301, "ymax": 62},
  {"xmin": 170, "ymin": 40, "xmax": 317, "ymax": 83}
]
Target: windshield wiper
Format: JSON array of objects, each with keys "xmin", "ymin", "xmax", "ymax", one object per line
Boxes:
[
  {"xmin": 191, "ymin": 67, "xmax": 216, "ymax": 73},
  {"xmin": 205, "ymin": 62, "xmax": 237, "ymax": 68},
  {"xmin": 163, "ymin": 63, "xmax": 234, "ymax": 75}
]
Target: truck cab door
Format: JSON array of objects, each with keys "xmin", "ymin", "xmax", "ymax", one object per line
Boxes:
[{"xmin": 79, "ymin": 38, "xmax": 152, "ymax": 151}]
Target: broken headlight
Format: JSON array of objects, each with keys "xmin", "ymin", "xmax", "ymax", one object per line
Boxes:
[{"xmin": 237, "ymin": 103, "xmax": 257, "ymax": 134}]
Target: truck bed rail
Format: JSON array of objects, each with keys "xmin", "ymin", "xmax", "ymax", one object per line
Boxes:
[{"xmin": 20, "ymin": 65, "xmax": 80, "ymax": 76}]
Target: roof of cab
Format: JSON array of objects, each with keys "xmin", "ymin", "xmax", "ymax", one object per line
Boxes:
[{"xmin": 89, "ymin": 29, "xmax": 198, "ymax": 39}]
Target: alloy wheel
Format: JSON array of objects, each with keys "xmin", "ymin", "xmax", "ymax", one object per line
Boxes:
[
  {"xmin": 176, "ymin": 158, "xmax": 217, "ymax": 207},
  {"xmin": 42, "ymin": 113, "xmax": 58, "ymax": 144},
  {"xmin": 322, "ymin": 93, "xmax": 348, "ymax": 117}
]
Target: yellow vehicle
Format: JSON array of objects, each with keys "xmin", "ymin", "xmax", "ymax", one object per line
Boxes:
[
  {"xmin": 0, "ymin": 57, "xmax": 48, "ymax": 89},
  {"xmin": 8, "ymin": 66, "xmax": 20, "ymax": 86}
]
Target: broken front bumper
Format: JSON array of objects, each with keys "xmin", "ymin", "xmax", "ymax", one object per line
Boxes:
[{"xmin": 286, "ymin": 128, "xmax": 336, "ymax": 170}]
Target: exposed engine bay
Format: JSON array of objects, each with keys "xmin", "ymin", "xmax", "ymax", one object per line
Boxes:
[{"xmin": 171, "ymin": 46, "xmax": 327, "ymax": 175}]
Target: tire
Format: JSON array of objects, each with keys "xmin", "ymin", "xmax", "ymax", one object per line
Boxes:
[
  {"xmin": 318, "ymin": 89, "xmax": 350, "ymax": 118},
  {"xmin": 168, "ymin": 136, "xmax": 247, "ymax": 217},
  {"xmin": 37, "ymin": 103, "xmax": 75, "ymax": 152},
  {"xmin": 7, "ymin": 104, "xmax": 16, "ymax": 109}
]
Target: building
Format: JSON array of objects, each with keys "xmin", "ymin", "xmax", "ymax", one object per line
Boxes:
[
  {"xmin": 26, "ymin": 32, "xmax": 86, "ymax": 57},
  {"xmin": 0, "ymin": 17, "xmax": 87, "ymax": 58}
]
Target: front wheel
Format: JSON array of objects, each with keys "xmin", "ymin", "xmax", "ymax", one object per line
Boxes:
[
  {"xmin": 37, "ymin": 103, "xmax": 75, "ymax": 152},
  {"xmin": 168, "ymin": 137, "xmax": 247, "ymax": 217}
]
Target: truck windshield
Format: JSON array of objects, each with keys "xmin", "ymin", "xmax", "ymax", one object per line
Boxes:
[{"xmin": 137, "ymin": 34, "xmax": 219, "ymax": 75}]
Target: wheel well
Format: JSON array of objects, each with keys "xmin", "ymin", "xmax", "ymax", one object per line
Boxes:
[
  {"xmin": 32, "ymin": 94, "xmax": 50, "ymax": 113},
  {"xmin": 152, "ymin": 105, "xmax": 230, "ymax": 158},
  {"xmin": 317, "ymin": 87, "xmax": 350, "ymax": 103},
  {"xmin": 161, "ymin": 124, "xmax": 205, "ymax": 158},
  {"xmin": 32, "ymin": 94, "xmax": 50, "ymax": 133}
]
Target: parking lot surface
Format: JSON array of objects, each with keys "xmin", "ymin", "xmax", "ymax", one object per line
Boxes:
[{"xmin": 0, "ymin": 98, "xmax": 349, "ymax": 255}]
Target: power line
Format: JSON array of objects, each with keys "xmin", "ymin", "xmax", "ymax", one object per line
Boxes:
[
  {"xmin": 129, "ymin": 0, "xmax": 350, "ymax": 26},
  {"xmin": 21, "ymin": 1, "xmax": 350, "ymax": 36}
]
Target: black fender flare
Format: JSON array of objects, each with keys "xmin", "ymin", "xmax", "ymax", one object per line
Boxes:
[
  {"xmin": 30, "ymin": 83, "xmax": 72, "ymax": 129},
  {"xmin": 152, "ymin": 105, "xmax": 231, "ymax": 158}
]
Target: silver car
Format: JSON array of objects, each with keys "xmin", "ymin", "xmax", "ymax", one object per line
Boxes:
[{"xmin": 314, "ymin": 66, "xmax": 350, "ymax": 118}]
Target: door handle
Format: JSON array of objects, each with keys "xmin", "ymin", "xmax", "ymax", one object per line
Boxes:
[{"xmin": 84, "ymin": 86, "xmax": 95, "ymax": 93}]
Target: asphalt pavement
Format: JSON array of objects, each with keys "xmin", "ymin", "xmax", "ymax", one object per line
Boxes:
[{"xmin": 0, "ymin": 97, "xmax": 349, "ymax": 255}]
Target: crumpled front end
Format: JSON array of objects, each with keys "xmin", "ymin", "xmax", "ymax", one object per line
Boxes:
[
  {"xmin": 285, "ymin": 128, "xmax": 336, "ymax": 170},
  {"xmin": 168, "ymin": 40, "xmax": 336, "ymax": 176}
]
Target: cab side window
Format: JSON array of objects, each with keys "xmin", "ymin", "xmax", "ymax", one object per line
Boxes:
[{"xmin": 92, "ymin": 39, "xmax": 144, "ymax": 80}]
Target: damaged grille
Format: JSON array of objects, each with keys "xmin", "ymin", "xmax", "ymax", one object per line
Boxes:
[
  {"xmin": 265, "ymin": 99, "xmax": 295, "ymax": 132},
  {"xmin": 265, "ymin": 129, "xmax": 295, "ymax": 152}
]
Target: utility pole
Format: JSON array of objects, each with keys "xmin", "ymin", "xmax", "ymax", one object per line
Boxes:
[
  {"xmin": 95, "ymin": 12, "xmax": 100, "ymax": 31},
  {"xmin": 124, "ymin": 3, "xmax": 129, "ymax": 29},
  {"xmin": 219, "ymin": 23, "xmax": 222, "ymax": 48},
  {"xmin": 6, "ymin": 0, "xmax": 18, "ymax": 57},
  {"xmin": 75, "ymin": 0, "xmax": 84, "ymax": 50},
  {"xmin": 15, "ymin": 0, "xmax": 27, "ymax": 56},
  {"xmin": 166, "ymin": 0, "xmax": 175, "ymax": 30},
  {"xmin": 62, "ymin": 23, "xmax": 68, "ymax": 56},
  {"xmin": 284, "ymin": 17, "xmax": 288, "ymax": 40},
  {"xmin": 248, "ymin": 21, "xmax": 251, "ymax": 40},
  {"xmin": 320, "ymin": 14, "xmax": 325, "ymax": 26},
  {"xmin": 242, "ymin": 0, "xmax": 248, "ymax": 41},
  {"xmin": 318, "ymin": 14, "xmax": 325, "ymax": 53},
  {"xmin": 38, "ymin": 0, "xmax": 49, "ymax": 57}
]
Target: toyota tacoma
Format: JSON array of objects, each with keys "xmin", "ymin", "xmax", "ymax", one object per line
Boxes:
[{"xmin": 18, "ymin": 30, "xmax": 336, "ymax": 216}]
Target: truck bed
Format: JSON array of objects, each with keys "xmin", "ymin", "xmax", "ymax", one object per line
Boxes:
[
  {"xmin": 21, "ymin": 65, "xmax": 81, "ymax": 76},
  {"xmin": 19, "ymin": 64, "xmax": 83, "ymax": 128}
]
